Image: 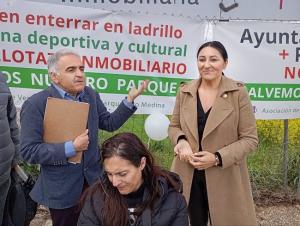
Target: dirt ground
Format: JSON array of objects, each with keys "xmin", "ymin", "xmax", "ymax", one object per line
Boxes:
[
  {"xmin": 256, "ymin": 204, "xmax": 300, "ymax": 226},
  {"xmin": 30, "ymin": 203, "xmax": 300, "ymax": 226}
]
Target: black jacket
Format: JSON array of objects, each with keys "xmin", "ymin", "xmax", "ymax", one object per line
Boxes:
[
  {"xmin": 0, "ymin": 74, "xmax": 20, "ymax": 180},
  {"xmin": 78, "ymin": 173, "xmax": 188, "ymax": 226}
]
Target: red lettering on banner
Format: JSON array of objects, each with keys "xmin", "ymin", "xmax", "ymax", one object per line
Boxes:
[
  {"xmin": 1, "ymin": 49, "xmax": 52, "ymax": 65},
  {"xmin": 128, "ymin": 21, "xmax": 183, "ymax": 39},
  {"xmin": 25, "ymin": 14, "xmax": 99, "ymax": 30},
  {"xmin": 285, "ymin": 67, "xmax": 300, "ymax": 79},
  {"xmin": 104, "ymin": 22, "xmax": 123, "ymax": 33},
  {"xmin": 82, "ymin": 56, "xmax": 186, "ymax": 75},
  {"xmin": 0, "ymin": 11, "xmax": 20, "ymax": 23}
]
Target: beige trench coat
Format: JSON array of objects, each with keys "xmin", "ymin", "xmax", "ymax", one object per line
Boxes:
[{"xmin": 168, "ymin": 76, "xmax": 258, "ymax": 226}]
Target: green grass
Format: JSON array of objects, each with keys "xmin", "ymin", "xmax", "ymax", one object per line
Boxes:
[
  {"xmin": 99, "ymin": 114, "xmax": 174, "ymax": 169},
  {"xmin": 100, "ymin": 116, "xmax": 300, "ymax": 192},
  {"xmin": 22, "ymin": 115, "xmax": 300, "ymax": 193}
]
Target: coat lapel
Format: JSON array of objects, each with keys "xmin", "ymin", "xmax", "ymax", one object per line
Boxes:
[
  {"xmin": 203, "ymin": 94, "xmax": 233, "ymax": 140},
  {"xmin": 181, "ymin": 80, "xmax": 200, "ymax": 145},
  {"xmin": 202, "ymin": 76, "xmax": 238, "ymax": 140},
  {"xmin": 48, "ymin": 84, "xmax": 63, "ymax": 99}
]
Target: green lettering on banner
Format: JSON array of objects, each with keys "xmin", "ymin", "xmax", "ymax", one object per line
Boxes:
[
  {"xmin": 0, "ymin": 66, "xmax": 189, "ymax": 96},
  {"xmin": 2, "ymin": 66, "xmax": 299, "ymax": 100},
  {"xmin": 246, "ymin": 83, "xmax": 300, "ymax": 101}
]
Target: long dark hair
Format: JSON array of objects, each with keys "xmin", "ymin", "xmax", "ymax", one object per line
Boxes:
[
  {"xmin": 82, "ymin": 132, "xmax": 180, "ymax": 226},
  {"xmin": 196, "ymin": 40, "xmax": 228, "ymax": 62}
]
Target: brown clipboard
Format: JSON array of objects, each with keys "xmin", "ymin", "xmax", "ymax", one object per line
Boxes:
[{"xmin": 43, "ymin": 97, "xmax": 89, "ymax": 163}]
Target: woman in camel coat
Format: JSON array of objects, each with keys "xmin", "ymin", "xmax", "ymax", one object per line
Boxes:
[{"xmin": 168, "ymin": 41, "xmax": 258, "ymax": 226}]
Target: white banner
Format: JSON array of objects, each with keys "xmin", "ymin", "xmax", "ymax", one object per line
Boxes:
[
  {"xmin": 213, "ymin": 21, "xmax": 300, "ymax": 119},
  {"xmin": 1, "ymin": 1, "xmax": 300, "ymax": 119},
  {"xmin": 0, "ymin": 0, "xmax": 206, "ymax": 114}
]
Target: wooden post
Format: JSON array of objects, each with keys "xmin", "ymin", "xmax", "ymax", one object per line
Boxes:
[
  {"xmin": 296, "ymin": 169, "xmax": 300, "ymax": 200},
  {"xmin": 283, "ymin": 119, "xmax": 288, "ymax": 190}
]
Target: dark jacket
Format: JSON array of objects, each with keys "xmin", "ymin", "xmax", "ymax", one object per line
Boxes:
[
  {"xmin": 0, "ymin": 73, "xmax": 20, "ymax": 225},
  {"xmin": 20, "ymin": 84, "xmax": 136, "ymax": 209},
  {"xmin": 0, "ymin": 74, "xmax": 20, "ymax": 180},
  {"xmin": 77, "ymin": 173, "xmax": 189, "ymax": 226}
]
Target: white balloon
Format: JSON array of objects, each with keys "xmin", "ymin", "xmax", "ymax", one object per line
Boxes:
[{"xmin": 144, "ymin": 113, "xmax": 170, "ymax": 141}]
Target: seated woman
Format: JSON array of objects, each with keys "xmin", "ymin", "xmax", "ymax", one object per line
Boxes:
[{"xmin": 78, "ymin": 132, "xmax": 188, "ymax": 226}]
